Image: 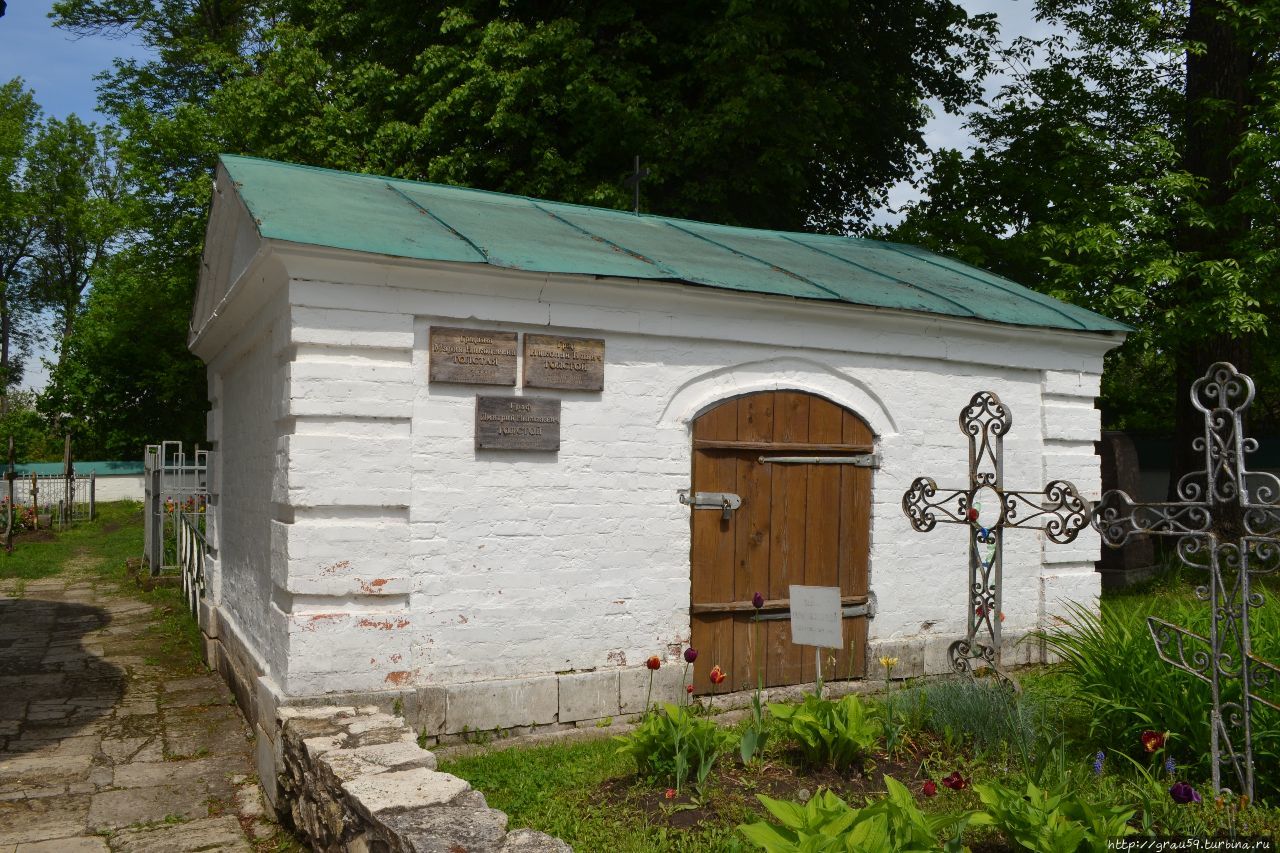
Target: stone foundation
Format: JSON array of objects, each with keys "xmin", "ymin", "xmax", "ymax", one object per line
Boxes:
[{"xmin": 278, "ymin": 706, "xmax": 570, "ymax": 852}]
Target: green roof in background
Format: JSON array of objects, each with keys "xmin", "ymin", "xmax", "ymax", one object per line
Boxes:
[
  {"xmin": 12, "ymin": 461, "xmax": 144, "ymax": 476},
  {"xmin": 219, "ymin": 154, "xmax": 1131, "ymax": 334}
]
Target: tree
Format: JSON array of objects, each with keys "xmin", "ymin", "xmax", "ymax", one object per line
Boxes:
[
  {"xmin": 45, "ymin": 0, "xmax": 1001, "ymax": 455},
  {"xmin": 39, "ymin": 254, "xmax": 206, "ymax": 460},
  {"xmin": 26, "ymin": 116, "xmax": 128, "ymax": 348},
  {"xmin": 890, "ymin": 0, "xmax": 1280, "ymax": 492},
  {"xmin": 0, "ymin": 78, "xmax": 42, "ymax": 408}
]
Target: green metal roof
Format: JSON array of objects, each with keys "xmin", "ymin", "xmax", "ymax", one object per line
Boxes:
[
  {"xmin": 220, "ymin": 154, "xmax": 1130, "ymax": 334},
  {"xmin": 13, "ymin": 461, "xmax": 144, "ymax": 476}
]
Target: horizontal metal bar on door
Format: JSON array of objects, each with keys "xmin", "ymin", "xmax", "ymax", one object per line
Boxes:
[
  {"xmin": 757, "ymin": 454, "xmax": 879, "ymax": 467},
  {"xmin": 751, "ymin": 602, "xmax": 876, "ymax": 621}
]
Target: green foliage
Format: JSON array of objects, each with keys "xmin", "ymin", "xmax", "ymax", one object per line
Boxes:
[
  {"xmin": 614, "ymin": 703, "xmax": 734, "ymax": 795},
  {"xmin": 0, "ymin": 78, "xmax": 46, "ymax": 395},
  {"xmin": 0, "ymin": 390, "xmax": 62, "ymax": 461},
  {"xmin": 975, "ymin": 778, "xmax": 1136, "ymax": 853},
  {"xmin": 25, "ymin": 115, "xmax": 128, "ymax": 343},
  {"xmin": 888, "ymin": 1, "xmax": 1280, "ymax": 436},
  {"xmin": 738, "ymin": 777, "xmax": 987, "ymax": 853},
  {"xmin": 40, "ymin": 255, "xmax": 206, "ymax": 459},
  {"xmin": 1039, "ymin": 596, "xmax": 1280, "ymax": 802},
  {"xmin": 768, "ymin": 694, "xmax": 880, "ymax": 771}
]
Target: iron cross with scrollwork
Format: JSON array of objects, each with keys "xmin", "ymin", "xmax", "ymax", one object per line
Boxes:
[
  {"xmin": 1093, "ymin": 363, "xmax": 1280, "ymax": 801},
  {"xmin": 903, "ymin": 391, "xmax": 1091, "ymax": 677}
]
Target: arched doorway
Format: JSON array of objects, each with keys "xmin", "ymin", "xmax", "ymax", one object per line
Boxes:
[{"xmin": 689, "ymin": 390, "xmax": 873, "ymax": 693}]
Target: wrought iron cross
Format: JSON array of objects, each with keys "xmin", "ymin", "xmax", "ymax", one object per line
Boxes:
[
  {"xmin": 903, "ymin": 391, "xmax": 1090, "ymax": 677},
  {"xmin": 624, "ymin": 155, "xmax": 650, "ymax": 214},
  {"xmin": 1093, "ymin": 362, "xmax": 1280, "ymax": 800}
]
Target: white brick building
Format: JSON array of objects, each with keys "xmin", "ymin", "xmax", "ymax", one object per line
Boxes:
[{"xmin": 192, "ymin": 156, "xmax": 1126, "ymax": 794}]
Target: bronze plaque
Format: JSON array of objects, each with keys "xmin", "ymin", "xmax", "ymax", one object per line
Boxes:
[
  {"xmin": 475, "ymin": 397, "xmax": 561, "ymax": 451},
  {"xmin": 523, "ymin": 334, "xmax": 605, "ymax": 391},
  {"xmin": 429, "ymin": 327, "xmax": 517, "ymax": 386}
]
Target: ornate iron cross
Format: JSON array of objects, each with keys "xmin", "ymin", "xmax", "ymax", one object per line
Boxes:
[
  {"xmin": 903, "ymin": 392, "xmax": 1090, "ymax": 676},
  {"xmin": 1093, "ymin": 362, "xmax": 1280, "ymax": 801}
]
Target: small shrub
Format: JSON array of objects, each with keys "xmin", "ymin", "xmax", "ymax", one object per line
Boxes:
[
  {"xmin": 614, "ymin": 702, "xmax": 734, "ymax": 796},
  {"xmin": 975, "ymin": 778, "xmax": 1136, "ymax": 853},
  {"xmin": 738, "ymin": 776, "xmax": 987, "ymax": 852},
  {"xmin": 769, "ymin": 694, "xmax": 879, "ymax": 771}
]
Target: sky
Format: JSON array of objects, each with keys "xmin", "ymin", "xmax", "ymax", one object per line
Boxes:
[{"xmin": 0, "ymin": 0, "xmax": 1053, "ymax": 393}]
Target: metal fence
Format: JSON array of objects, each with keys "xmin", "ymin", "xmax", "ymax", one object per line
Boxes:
[
  {"xmin": 143, "ymin": 442, "xmax": 211, "ymax": 579},
  {"xmin": 3, "ymin": 471, "xmax": 95, "ymax": 533}
]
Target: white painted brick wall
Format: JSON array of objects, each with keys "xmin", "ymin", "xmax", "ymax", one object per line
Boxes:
[{"xmin": 205, "ymin": 244, "xmax": 1119, "ymax": 700}]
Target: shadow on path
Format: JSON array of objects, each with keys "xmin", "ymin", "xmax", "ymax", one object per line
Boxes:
[{"xmin": 0, "ymin": 598, "xmax": 125, "ymax": 756}]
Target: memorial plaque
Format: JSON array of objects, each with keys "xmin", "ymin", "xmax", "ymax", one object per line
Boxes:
[
  {"xmin": 788, "ymin": 585, "xmax": 844, "ymax": 649},
  {"xmin": 475, "ymin": 397, "xmax": 561, "ymax": 451},
  {"xmin": 429, "ymin": 327, "xmax": 517, "ymax": 386},
  {"xmin": 523, "ymin": 334, "xmax": 605, "ymax": 391}
]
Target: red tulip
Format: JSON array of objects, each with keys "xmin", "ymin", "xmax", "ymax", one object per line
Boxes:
[
  {"xmin": 752, "ymin": 592, "xmax": 765, "ymax": 609},
  {"xmin": 664, "ymin": 788, "xmax": 676, "ymax": 800},
  {"xmin": 646, "ymin": 655, "xmax": 661, "ymax": 670},
  {"xmin": 684, "ymin": 647, "xmax": 698, "ymax": 664},
  {"xmin": 923, "ymin": 780, "xmax": 938, "ymax": 797},
  {"xmin": 686, "ymin": 684, "xmax": 694, "ymax": 694},
  {"xmin": 1142, "ymin": 730, "xmax": 1166, "ymax": 753},
  {"xmin": 941, "ymin": 772, "xmax": 968, "ymax": 790},
  {"xmin": 709, "ymin": 665, "xmax": 727, "ymax": 685}
]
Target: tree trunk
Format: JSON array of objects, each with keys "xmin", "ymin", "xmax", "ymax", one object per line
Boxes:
[{"xmin": 1168, "ymin": 0, "xmax": 1252, "ymax": 499}]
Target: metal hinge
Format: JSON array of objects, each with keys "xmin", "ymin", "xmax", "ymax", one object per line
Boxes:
[
  {"xmin": 677, "ymin": 490, "xmax": 742, "ymax": 520},
  {"xmin": 758, "ymin": 453, "xmax": 880, "ymax": 467}
]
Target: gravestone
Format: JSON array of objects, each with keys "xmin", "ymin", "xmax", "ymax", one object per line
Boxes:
[{"xmin": 1094, "ymin": 431, "xmax": 1156, "ymax": 588}]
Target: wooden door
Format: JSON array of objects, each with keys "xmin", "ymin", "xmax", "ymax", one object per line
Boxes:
[{"xmin": 689, "ymin": 391, "xmax": 872, "ymax": 694}]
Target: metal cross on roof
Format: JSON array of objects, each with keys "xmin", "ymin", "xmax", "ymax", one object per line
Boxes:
[
  {"xmin": 1093, "ymin": 362, "xmax": 1280, "ymax": 801},
  {"xmin": 902, "ymin": 391, "xmax": 1091, "ymax": 677}
]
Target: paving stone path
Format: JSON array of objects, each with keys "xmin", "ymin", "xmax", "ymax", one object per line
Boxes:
[{"xmin": 0, "ymin": 572, "xmax": 284, "ymax": 852}]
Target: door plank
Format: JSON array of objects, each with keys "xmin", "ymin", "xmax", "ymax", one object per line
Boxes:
[
  {"xmin": 803, "ymin": 397, "xmax": 843, "ymax": 682},
  {"xmin": 733, "ymin": 393, "xmax": 774, "ymax": 693},
  {"xmin": 733, "ymin": 452, "xmax": 771, "ymax": 693},
  {"xmin": 768, "ymin": 391, "xmax": 809, "ymax": 686},
  {"xmin": 690, "ymin": 398, "xmax": 738, "ymax": 694}
]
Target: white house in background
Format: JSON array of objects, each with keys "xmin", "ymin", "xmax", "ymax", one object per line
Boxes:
[{"xmin": 191, "ymin": 155, "xmax": 1127, "ymax": 803}]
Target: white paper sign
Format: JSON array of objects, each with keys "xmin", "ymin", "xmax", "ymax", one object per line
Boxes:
[{"xmin": 788, "ymin": 585, "xmax": 843, "ymax": 649}]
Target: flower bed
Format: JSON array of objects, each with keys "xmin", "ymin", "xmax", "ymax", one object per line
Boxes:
[{"xmin": 440, "ymin": 577, "xmax": 1280, "ymax": 851}]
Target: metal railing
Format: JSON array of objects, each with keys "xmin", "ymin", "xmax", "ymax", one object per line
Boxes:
[
  {"xmin": 177, "ymin": 510, "xmax": 207, "ymax": 616},
  {"xmin": 143, "ymin": 441, "xmax": 210, "ymax": 576}
]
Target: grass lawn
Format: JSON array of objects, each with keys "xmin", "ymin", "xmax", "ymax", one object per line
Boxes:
[{"xmin": 0, "ymin": 500, "xmax": 144, "ymax": 581}]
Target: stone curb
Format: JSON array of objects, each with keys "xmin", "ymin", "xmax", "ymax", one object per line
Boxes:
[{"xmin": 278, "ymin": 706, "xmax": 572, "ymax": 852}]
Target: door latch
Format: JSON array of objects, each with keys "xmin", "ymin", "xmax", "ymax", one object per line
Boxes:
[{"xmin": 678, "ymin": 490, "xmax": 742, "ymax": 521}]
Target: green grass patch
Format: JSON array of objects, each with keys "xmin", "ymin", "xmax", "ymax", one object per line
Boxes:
[
  {"xmin": 440, "ymin": 735, "xmax": 755, "ymax": 852},
  {"xmin": 0, "ymin": 500, "xmax": 144, "ymax": 580}
]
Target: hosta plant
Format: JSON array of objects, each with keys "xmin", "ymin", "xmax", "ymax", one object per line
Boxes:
[
  {"xmin": 738, "ymin": 776, "xmax": 988, "ymax": 852},
  {"xmin": 769, "ymin": 693, "xmax": 880, "ymax": 771},
  {"xmin": 975, "ymin": 778, "xmax": 1136, "ymax": 853}
]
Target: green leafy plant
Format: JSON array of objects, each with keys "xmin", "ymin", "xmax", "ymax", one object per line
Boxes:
[
  {"xmin": 614, "ymin": 702, "xmax": 734, "ymax": 797},
  {"xmin": 739, "ymin": 776, "xmax": 988, "ymax": 852},
  {"xmin": 769, "ymin": 693, "xmax": 880, "ymax": 771},
  {"xmin": 976, "ymin": 778, "xmax": 1136, "ymax": 853},
  {"xmin": 1039, "ymin": 598, "xmax": 1280, "ymax": 801}
]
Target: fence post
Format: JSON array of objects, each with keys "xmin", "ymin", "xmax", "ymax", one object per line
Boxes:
[
  {"xmin": 148, "ymin": 466, "xmax": 163, "ymax": 575},
  {"xmin": 5, "ymin": 436, "xmax": 13, "ymax": 555},
  {"xmin": 29, "ymin": 473, "xmax": 36, "ymax": 529},
  {"xmin": 89, "ymin": 471, "xmax": 96, "ymax": 520}
]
